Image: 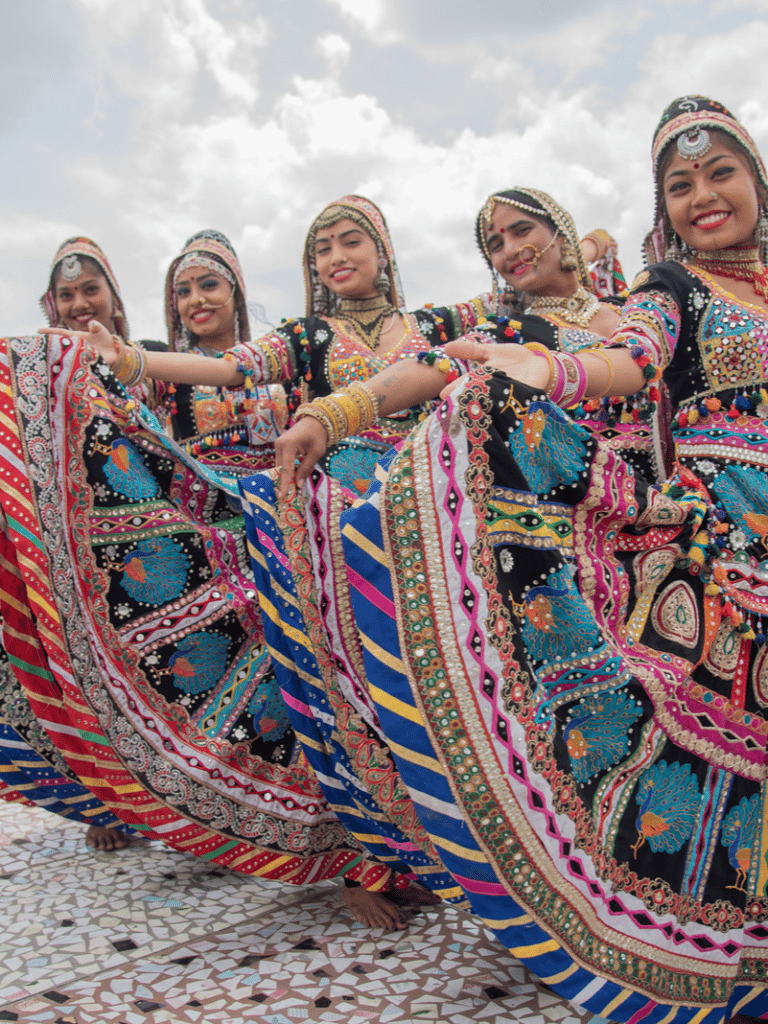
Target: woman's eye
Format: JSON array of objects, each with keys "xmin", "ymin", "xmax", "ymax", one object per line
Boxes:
[
  {"xmin": 712, "ymin": 165, "xmax": 735, "ymax": 178},
  {"xmin": 316, "ymin": 247, "xmax": 330, "ymax": 257},
  {"xmin": 177, "ymin": 286, "xmax": 190, "ymax": 297},
  {"xmin": 201, "ymin": 279, "xmax": 220, "ymax": 290}
]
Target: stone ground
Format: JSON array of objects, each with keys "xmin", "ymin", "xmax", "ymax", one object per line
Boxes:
[{"xmin": 0, "ymin": 800, "xmax": 616, "ymax": 1024}]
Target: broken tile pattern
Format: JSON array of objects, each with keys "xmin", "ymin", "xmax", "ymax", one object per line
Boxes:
[{"xmin": 0, "ymin": 801, "xmax": 610, "ymax": 1023}]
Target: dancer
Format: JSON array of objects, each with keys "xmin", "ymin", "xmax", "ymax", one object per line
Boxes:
[
  {"xmin": 7, "ymin": 238, "xmax": 141, "ymax": 852},
  {"xmin": 243, "ymin": 98, "xmax": 768, "ymax": 1020},
  {"xmin": 162, "ymin": 229, "xmax": 288, "ymax": 454},
  {"xmin": 40, "ymin": 236, "xmax": 130, "ymax": 339}
]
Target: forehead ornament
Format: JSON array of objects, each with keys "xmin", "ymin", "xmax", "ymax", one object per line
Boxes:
[
  {"xmin": 60, "ymin": 254, "xmax": 83, "ymax": 281},
  {"xmin": 677, "ymin": 127, "xmax": 711, "ymax": 161}
]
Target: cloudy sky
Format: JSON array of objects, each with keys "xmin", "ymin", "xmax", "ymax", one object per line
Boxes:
[{"xmin": 5, "ymin": 0, "xmax": 768, "ymax": 341}]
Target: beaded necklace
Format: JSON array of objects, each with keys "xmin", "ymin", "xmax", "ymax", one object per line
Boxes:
[
  {"xmin": 688, "ymin": 246, "xmax": 768, "ymax": 303},
  {"xmin": 337, "ymin": 295, "xmax": 398, "ymax": 350},
  {"xmin": 528, "ymin": 284, "xmax": 601, "ymax": 328}
]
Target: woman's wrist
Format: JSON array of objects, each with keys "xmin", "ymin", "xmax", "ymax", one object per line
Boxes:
[{"xmin": 294, "ymin": 380, "xmax": 379, "ymax": 446}]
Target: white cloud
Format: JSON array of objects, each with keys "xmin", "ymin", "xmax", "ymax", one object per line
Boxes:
[
  {"xmin": 314, "ymin": 32, "xmax": 352, "ymax": 75},
  {"xmin": 323, "ymin": 0, "xmax": 400, "ymax": 43},
  {"xmin": 4, "ymin": 0, "xmax": 768, "ymax": 344}
]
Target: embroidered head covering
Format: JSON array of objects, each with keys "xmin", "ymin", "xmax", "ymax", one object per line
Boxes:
[
  {"xmin": 645, "ymin": 95, "xmax": 768, "ymax": 264},
  {"xmin": 165, "ymin": 229, "xmax": 250, "ymax": 352},
  {"xmin": 475, "ymin": 188, "xmax": 592, "ymax": 311},
  {"xmin": 303, "ymin": 195, "xmax": 405, "ymax": 316},
  {"xmin": 40, "ymin": 236, "xmax": 129, "ymax": 339}
]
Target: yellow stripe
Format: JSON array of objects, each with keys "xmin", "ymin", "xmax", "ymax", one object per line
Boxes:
[
  {"xmin": 387, "ymin": 738, "xmax": 444, "ymax": 774},
  {"xmin": 508, "ymin": 937, "xmax": 560, "ymax": 959},
  {"xmin": 259, "ymin": 594, "xmax": 311, "ymax": 650},
  {"xmin": 652, "ymin": 1011, "xmax": 679, "ymax": 1024},
  {"xmin": 27, "ymin": 590, "xmax": 59, "ymax": 623},
  {"xmin": 341, "ymin": 524, "xmax": 389, "ymax": 567},
  {"xmin": 602, "ymin": 991, "xmax": 633, "ymax": 1017},
  {"xmin": 480, "ymin": 912, "xmax": 533, "ymax": 928},
  {"xmin": 731, "ymin": 990, "xmax": 762, "ymax": 1016},
  {"xmin": 539, "ymin": 962, "xmax": 579, "ymax": 986},
  {"xmin": 434, "ymin": 885, "xmax": 465, "ymax": 900},
  {"xmin": 292, "ymin": 732, "xmax": 326, "ymax": 754},
  {"xmin": 361, "ymin": 634, "xmax": 406, "ymax": 674},
  {"xmin": 368, "ymin": 683, "xmax": 423, "ymax": 726},
  {"xmin": 435, "ymin": 834, "xmax": 488, "ymax": 864},
  {"xmin": 685, "ymin": 1010, "xmax": 710, "ymax": 1024}
]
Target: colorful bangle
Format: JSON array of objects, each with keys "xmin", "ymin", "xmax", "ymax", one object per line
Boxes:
[
  {"xmin": 416, "ymin": 348, "xmax": 460, "ymax": 383},
  {"xmin": 294, "ymin": 380, "xmax": 380, "ymax": 447}
]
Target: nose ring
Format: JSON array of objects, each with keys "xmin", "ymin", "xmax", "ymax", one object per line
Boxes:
[
  {"xmin": 710, "ymin": 191, "xmax": 718, "ymax": 201},
  {"xmin": 517, "ymin": 244, "xmax": 541, "ymax": 267}
]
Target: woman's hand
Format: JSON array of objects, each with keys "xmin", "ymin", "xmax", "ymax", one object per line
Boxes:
[
  {"xmin": 440, "ymin": 340, "xmax": 550, "ymax": 398},
  {"xmin": 273, "ymin": 417, "xmax": 329, "ymax": 499},
  {"xmin": 41, "ymin": 320, "xmax": 117, "ymax": 364}
]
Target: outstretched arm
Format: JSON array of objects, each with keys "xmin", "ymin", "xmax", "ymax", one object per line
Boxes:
[{"xmin": 41, "ymin": 320, "xmax": 244, "ymax": 387}]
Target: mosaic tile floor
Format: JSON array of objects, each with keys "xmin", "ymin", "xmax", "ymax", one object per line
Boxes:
[{"xmin": 0, "ymin": 800, "xmax": 616, "ymax": 1023}]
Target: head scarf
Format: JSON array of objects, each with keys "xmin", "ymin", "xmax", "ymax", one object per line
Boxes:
[
  {"xmin": 303, "ymin": 195, "xmax": 405, "ymax": 316},
  {"xmin": 645, "ymin": 95, "xmax": 768, "ymax": 264},
  {"xmin": 40, "ymin": 236, "xmax": 129, "ymax": 339},
  {"xmin": 476, "ymin": 188, "xmax": 592, "ymax": 310},
  {"xmin": 165, "ymin": 229, "xmax": 250, "ymax": 352}
]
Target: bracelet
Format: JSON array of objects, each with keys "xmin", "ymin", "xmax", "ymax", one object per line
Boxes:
[
  {"xmin": 545, "ymin": 352, "xmax": 587, "ymax": 409},
  {"xmin": 113, "ymin": 342, "xmax": 147, "ymax": 388},
  {"xmin": 294, "ymin": 380, "xmax": 380, "ymax": 447},
  {"xmin": 295, "ymin": 402, "xmax": 338, "ymax": 445},
  {"xmin": 415, "ymin": 348, "xmax": 459, "ymax": 383},
  {"xmin": 583, "ymin": 349, "xmax": 615, "ymax": 398},
  {"xmin": 581, "ymin": 229, "xmax": 616, "ymax": 262}
]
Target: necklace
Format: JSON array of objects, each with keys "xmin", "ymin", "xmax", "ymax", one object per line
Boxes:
[
  {"xmin": 688, "ymin": 246, "xmax": 768, "ymax": 303},
  {"xmin": 529, "ymin": 284, "xmax": 601, "ymax": 328},
  {"xmin": 337, "ymin": 295, "xmax": 397, "ymax": 350}
]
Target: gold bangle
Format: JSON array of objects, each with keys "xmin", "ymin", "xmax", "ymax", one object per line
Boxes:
[
  {"xmin": 295, "ymin": 402, "xmax": 338, "ymax": 445},
  {"xmin": 583, "ymin": 349, "xmax": 615, "ymax": 398}
]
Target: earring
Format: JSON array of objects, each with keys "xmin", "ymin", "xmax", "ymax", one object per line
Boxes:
[
  {"xmin": 665, "ymin": 231, "xmax": 686, "ymax": 260},
  {"xmin": 559, "ymin": 238, "xmax": 578, "ymax": 272},
  {"xmin": 758, "ymin": 206, "xmax": 768, "ymax": 258},
  {"xmin": 375, "ymin": 244, "xmax": 390, "ymax": 294}
]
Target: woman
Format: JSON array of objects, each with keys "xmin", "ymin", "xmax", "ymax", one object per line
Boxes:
[
  {"xmin": 161, "ymin": 229, "xmax": 289, "ymax": 456},
  {"xmin": 0, "ymin": 238, "xmax": 142, "ymax": 852},
  {"xmin": 41, "ymin": 236, "xmax": 129, "ymax": 338},
  {"xmin": 243, "ymin": 99, "xmax": 768, "ymax": 1019}
]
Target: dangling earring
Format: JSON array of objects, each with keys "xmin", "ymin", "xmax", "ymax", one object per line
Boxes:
[
  {"xmin": 758, "ymin": 205, "xmax": 768, "ymax": 261},
  {"xmin": 375, "ymin": 243, "xmax": 390, "ymax": 295},
  {"xmin": 665, "ymin": 231, "xmax": 685, "ymax": 261},
  {"xmin": 559, "ymin": 238, "xmax": 578, "ymax": 272}
]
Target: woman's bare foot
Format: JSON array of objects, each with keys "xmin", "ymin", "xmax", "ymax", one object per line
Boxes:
[
  {"xmin": 385, "ymin": 883, "xmax": 441, "ymax": 908},
  {"xmin": 342, "ymin": 885, "xmax": 407, "ymax": 930},
  {"xmin": 85, "ymin": 825, "xmax": 132, "ymax": 852}
]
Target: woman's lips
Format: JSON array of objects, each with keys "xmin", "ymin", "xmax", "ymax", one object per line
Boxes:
[
  {"xmin": 691, "ymin": 211, "xmax": 731, "ymax": 230},
  {"xmin": 191, "ymin": 309, "xmax": 214, "ymax": 323},
  {"xmin": 331, "ymin": 267, "xmax": 353, "ymax": 282}
]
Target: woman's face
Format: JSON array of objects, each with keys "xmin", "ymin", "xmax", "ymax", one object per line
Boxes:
[
  {"xmin": 663, "ymin": 138, "xmax": 761, "ymax": 252},
  {"xmin": 313, "ymin": 218, "xmax": 380, "ymax": 299},
  {"xmin": 484, "ymin": 205, "xmax": 575, "ymax": 297},
  {"xmin": 54, "ymin": 263, "xmax": 116, "ymax": 332},
  {"xmin": 175, "ymin": 265, "xmax": 236, "ymax": 351}
]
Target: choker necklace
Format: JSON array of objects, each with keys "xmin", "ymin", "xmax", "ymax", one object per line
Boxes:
[
  {"xmin": 688, "ymin": 246, "xmax": 768, "ymax": 302},
  {"xmin": 337, "ymin": 295, "xmax": 397, "ymax": 349},
  {"xmin": 528, "ymin": 284, "xmax": 601, "ymax": 328}
]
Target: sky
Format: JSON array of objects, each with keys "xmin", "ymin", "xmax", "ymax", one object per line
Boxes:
[{"xmin": 4, "ymin": 0, "xmax": 768, "ymax": 341}]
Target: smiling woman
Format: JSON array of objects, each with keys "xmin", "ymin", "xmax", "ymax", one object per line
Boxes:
[{"xmin": 41, "ymin": 236, "xmax": 129, "ymax": 339}]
